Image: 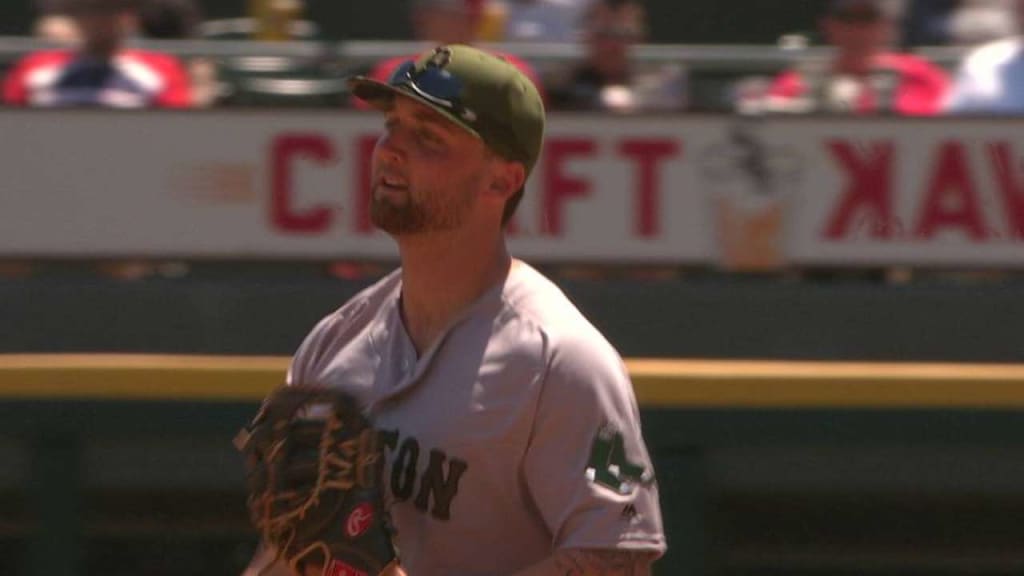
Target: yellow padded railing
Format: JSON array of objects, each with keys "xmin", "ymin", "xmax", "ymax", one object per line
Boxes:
[{"xmin": 2, "ymin": 354, "xmax": 1024, "ymax": 408}]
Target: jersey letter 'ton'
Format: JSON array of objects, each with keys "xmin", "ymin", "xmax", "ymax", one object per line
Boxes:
[{"xmin": 414, "ymin": 449, "xmax": 468, "ymax": 520}]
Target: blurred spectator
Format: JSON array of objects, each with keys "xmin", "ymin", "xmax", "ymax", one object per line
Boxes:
[
  {"xmin": 136, "ymin": 0, "xmax": 219, "ymax": 108},
  {"xmin": 902, "ymin": 0, "xmax": 959, "ymax": 46},
  {"xmin": 352, "ymin": 0, "xmax": 545, "ymax": 108},
  {"xmin": 3, "ymin": 0, "xmax": 191, "ymax": 108},
  {"xmin": 413, "ymin": 0, "xmax": 481, "ymax": 45},
  {"xmin": 548, "ymin": 0, "xmax": 685, "ymax": 112},
  {"xmin": 487, "ymin": 0, "xmax": 591, "ymax": 43},
  {"xmin": 32, "ymin": 0, "xmax": 82, "ymax": 43},
  {"xmin": 249, "ymin": 0, "xmax": 307, "ymax": 42},
  {"xmin": 945, "ymin": 0, "xmax": 1024, "ymax": 113},
  {"xmin": 138, "ymin": 0, "xmax": 201, "ymax": 38},
  {"xmin": 34, "ymin": 16, "xmax": 83, "ymax": 44},
  {"xmin": 949, "ymin": 0, "xmax": 1018, "ymax": 45},
  {"xmin": 764, "ymin": 0, "xmax": 948, "ymax": 115}
]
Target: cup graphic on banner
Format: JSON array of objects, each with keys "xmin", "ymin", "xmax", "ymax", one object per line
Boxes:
[{"xmin": 700, "ymin": 123, "xmax": 801, "ymax": 271}]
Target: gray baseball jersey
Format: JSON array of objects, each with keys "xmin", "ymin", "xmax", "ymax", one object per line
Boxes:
[{"xmin": 286, "ymin": 261, "xmax": 665, "ymax": 575}]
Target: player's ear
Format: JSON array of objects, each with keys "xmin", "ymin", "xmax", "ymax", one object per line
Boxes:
[{"xmin": 487, "ymin": 159, "xmax": 526, "ymax": 202}]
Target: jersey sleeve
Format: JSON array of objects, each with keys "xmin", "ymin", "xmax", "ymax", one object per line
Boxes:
[
  {"xmin": 1, "ymin": 52, "xmax": 66, "ymax": 106},
  {"xmin": 2, "ymin": 56, "xmax": 30, "ymax": 105},
  {"xmin": 944, "ymin": 72, "xmax": 973, "ymax": 113},
  {"xmin": 944, "ymin": 55, "xmax": 990, "ymax": 114},
  {"xmin": 767, "ymin": 70, "xmax": 805, "ymax": 100},
  {"xmin": 286, "ymin": 312, "xmax": 341, "ymax": 385},
  {"xmin": 152, "ymin": 54, "xmax": 192, "ymax": 108},
  {"xmin": 761, "ymin": 70, "xmax": 812, "ymax": 113},
  {"xmin": 893, "ymin": 56, "xmax": 949, "ymax": 116},
  {"xmin": 522, "ymin": 331, "xmax": 665, "ymax": 554}
]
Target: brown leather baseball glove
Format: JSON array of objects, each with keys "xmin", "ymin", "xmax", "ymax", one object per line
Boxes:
[{"xmin": 235, "ymin": 384, "xmax": 397, "ymax": 576}]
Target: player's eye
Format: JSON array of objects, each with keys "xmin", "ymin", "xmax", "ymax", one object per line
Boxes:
[{"xmin": 416, "ymin": 128, "xmax": 444, "ymax": 147}]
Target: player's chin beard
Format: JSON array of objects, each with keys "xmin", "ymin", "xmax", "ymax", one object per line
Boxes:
[
  {"xmin": 370, "ymin": 185, "xmax": 470, "ymax": 235},
  {"xmin": 370, "ymin": 191, "xmax": 430, "ymax": 235}
]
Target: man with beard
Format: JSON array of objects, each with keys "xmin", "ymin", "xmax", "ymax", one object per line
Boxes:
[{"xmin": 245, "ymin": 44, "xmax": 665, "ymax": 576}]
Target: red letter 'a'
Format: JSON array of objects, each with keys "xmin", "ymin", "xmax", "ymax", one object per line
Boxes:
[
  {"xmin": 987, "ymin": 142, "xmax": 1024, "ymax": 239},
  {"xmin": 915, "ymin": 141, "xmax": 987, "ymax": 240}
]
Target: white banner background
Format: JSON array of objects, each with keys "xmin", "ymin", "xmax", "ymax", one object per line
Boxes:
[{"xmin": 1, "ymin": 110, "xmax": 1023, "ymax": 267}]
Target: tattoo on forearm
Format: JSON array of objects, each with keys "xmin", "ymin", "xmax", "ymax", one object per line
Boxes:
[{"xmin": 554, "ymin": 549, "xmax": 653, "ymax": 576}]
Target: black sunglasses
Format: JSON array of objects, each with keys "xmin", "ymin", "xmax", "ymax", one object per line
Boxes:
[{"xmin": 388, "ymin": 58, "xmax": 477, "ymax": 122}]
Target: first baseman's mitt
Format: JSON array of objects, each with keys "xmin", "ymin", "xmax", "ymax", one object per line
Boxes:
[{"xmin": 235, "ymin": 384, "xmax": 397, "ymax": 576}]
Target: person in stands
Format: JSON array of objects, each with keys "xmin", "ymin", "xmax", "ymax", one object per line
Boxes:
[
  {"xmin": 765, "ymin": 0, "xmax": 948, "ymax": 115},
  {"xmin": 4, "ymin": 0, "xmax": 191, "ymax": 108}
]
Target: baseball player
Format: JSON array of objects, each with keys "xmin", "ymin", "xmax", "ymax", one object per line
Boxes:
[{"xmin": 247, "ymin": 44, "xmax": 665, "ymax": 576}]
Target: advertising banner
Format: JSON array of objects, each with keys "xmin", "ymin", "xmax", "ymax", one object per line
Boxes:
[{"xmin": 2, "ymin": 111, "xmax": 1022, "ymax": 267}]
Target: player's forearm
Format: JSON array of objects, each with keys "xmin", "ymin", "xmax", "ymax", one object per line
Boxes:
[{"xmin": 509, "ymin": 548, "xmax": 655, "ymax": 576}]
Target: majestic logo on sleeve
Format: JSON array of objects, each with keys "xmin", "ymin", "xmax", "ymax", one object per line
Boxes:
[
  {"xmin": 585, "ymin": 424, "xmax": 651, "ymax": 495},
  {"xmin": 378, "ymin": 429, "xmax": 468, "ymax": 521}
]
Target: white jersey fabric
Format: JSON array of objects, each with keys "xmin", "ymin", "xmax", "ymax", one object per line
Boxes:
[
  {"xmin": 946, "ymin": 36, "xmax": 1024, "ymax": 114},
  {"xmin": 286, "ymin": 261, "xmax": 665, "ymax": 576}
]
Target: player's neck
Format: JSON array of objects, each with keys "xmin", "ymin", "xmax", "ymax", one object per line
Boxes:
[{"xmin": 397, "ymin": 228, "xmax": 511, "ymax": 355}]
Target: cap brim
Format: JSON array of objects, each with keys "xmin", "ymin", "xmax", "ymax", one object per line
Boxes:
[{"xmin": 347, "ymin": 76, "xmax": 481, "ymax": 140}]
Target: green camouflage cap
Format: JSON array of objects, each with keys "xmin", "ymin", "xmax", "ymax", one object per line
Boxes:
[{"xmin": 348, "ymin": 44, "xmax": 545, "ymax": 180}]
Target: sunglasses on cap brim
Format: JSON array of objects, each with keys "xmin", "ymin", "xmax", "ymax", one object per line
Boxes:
[{"xmin": 385, "ymin": 59, "xmax": 479, "ymax": 123}]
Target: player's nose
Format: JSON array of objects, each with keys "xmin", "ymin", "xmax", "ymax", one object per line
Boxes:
[{"xmin": 375, "ymin": 130, "xmax": 406, "ymax": 164}]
